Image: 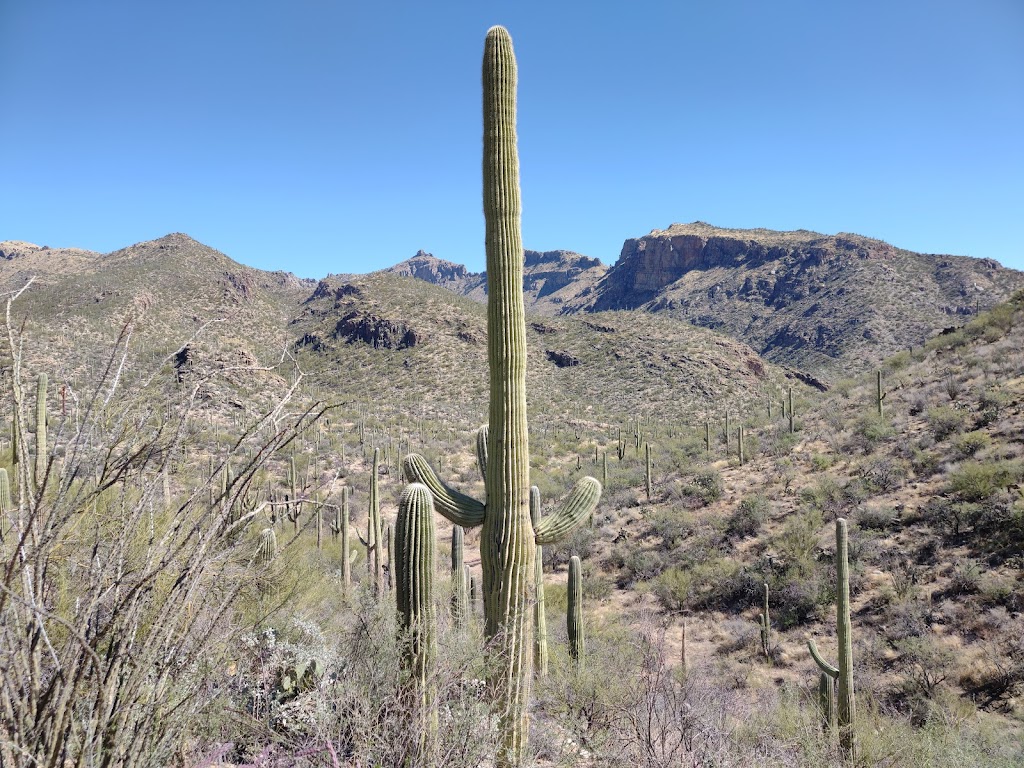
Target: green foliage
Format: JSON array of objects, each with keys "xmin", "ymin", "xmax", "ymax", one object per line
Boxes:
[
  {"xmin": 726, "ymin": 493, "xmax": 770, "ymax": 538},
  {"xmin": 926, "ymin": 405, "xmax": 968, "ymax": 441},
  {"xmin": 953, "ymin": 430, "xmax": 990, "ymax": 458},
  {"xmin": 948, "ymin": 460, "xmax": 1022, "ymax": 502}
]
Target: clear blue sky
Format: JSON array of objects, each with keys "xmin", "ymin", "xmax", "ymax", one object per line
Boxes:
[{"xmin": 3, "ymin": 1, "xmax": 1022, "ymax": 277}]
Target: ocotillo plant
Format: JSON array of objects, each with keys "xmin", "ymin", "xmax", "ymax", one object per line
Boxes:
[
  {"xmin": 34, "ymin": 372, "xmax": 47, "ymax": 488},
  {"xmin": 530, "ymin": 486, "xmax": 548, "ymax": 678},
  {"xmin": 394, "ymin": 483, "xmax": 437, "ymax": 757},
  {"xmin": 876, "ymin": 369, "xmax": 886, "ymax": 418},
  {"xmin": 567, "ymin": 555, "xmax": 584, "ymax": 667},
  {"xmin": 808, "ymin": 518, "xmax": 856, "ymax": 759},
  {"xmin": 402, "ymin": 25, "xmax": 601, "ymax": 767}
]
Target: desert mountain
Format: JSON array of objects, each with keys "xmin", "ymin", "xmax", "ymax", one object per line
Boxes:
[{"xmin": 387, "ymin": 223, "xmax": 1024, "ymax": 384}]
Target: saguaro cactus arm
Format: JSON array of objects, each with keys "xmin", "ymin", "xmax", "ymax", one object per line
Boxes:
[
  {"xmin": 808, "ymin": 637, "xmax": 840, "ymax": 679},
  {"xmin": 533, "ymin": 477, "xmax": 601, "ymax": 545},
  {"xmin": 403, "ymin": 453, "xmax": 486, "ymax": 527}
]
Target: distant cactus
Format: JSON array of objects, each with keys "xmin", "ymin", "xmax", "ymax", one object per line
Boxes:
[
  {"xmin": 34, "ymin": 373, "xmax": 47, "ymax": 487},
  {"xmin": 400, "ymin": 26, "xmax": 601, "ymax": 765},
  {"xmin": 368, "ymin": 447, "xmax": 383, "ymax": 593},
  {"xmin": 788, "ymin": 387, "xmax": 795, "ymax": 434},
  {"xmin": 340, "ymin": 487, "xmax": 352, "ymax": 588},
  {"xmin": 738, "ymin": 426, "xmax": 745, "ymax": 466},
  {"xmin": 876, "ymin": 369, "xmax": 886, "ymax": 418},
  {"xmin": 808, "ymin": 518, "xmax": 856, "ymax": 759},
  {"xmin": 645, "ymin": 442, "xmax": 652, "ymax": 500},
  {"xmin": 758, "ymin": 582, "xmax": 770, "ymax": 659},
  {"xmin": 568, "ymin": 555, "xmax": 584, "ymax": 667}
]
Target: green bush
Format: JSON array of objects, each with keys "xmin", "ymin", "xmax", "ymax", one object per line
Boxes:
[
  {"xmin": 948, "ymin": 460, "xmax": 1022, "ymax": 502},
  {"xmin": 726, "ymin": 494, "xmax": 770, "ymax": 538},
  {"xmin": 953, "ymin": 430, "xmax": 990, "ymax": 458},
  {"xmin": 926, "ymin": 406, "xmax": 968, "ymax": 441}
]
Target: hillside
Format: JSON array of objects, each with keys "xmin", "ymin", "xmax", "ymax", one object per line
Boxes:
[{"xmin": 384, "ymin": 223, "xmax": 1024, "ymax": 385}]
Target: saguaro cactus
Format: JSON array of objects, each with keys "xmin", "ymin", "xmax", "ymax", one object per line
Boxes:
[
  {"xmin": 340, "ymin": 486, "xmax": 351, "ymax": 588},
  {"xmin": 808, "ymin": 518, "xmax": 856, "ymax": 759},
  {"xmin": 34, "ymin": 372, "xmax": 47, "ymax": 487},
  {"xmin": 758, "ymin": 582, "xmax": 770, "ymax": 659},
  {"xmin": 567, "ymin": 555, "xmax": 584, "ymax": 667},
  {"xmin": 788, "ymin": 387, "xmax": 796, "ymax": 434},
  {"xmin": 394, "ymin": 483, "xmax": 437, "ymax": 757},
  {"xmin": 368, "ymin": 447, "xmax": 383, "ymax": 592},
  {"xmin": 876, "ymin": 370, "xmax": 886, "ymax": 418},
  {"xmin": 645, "ymin": 442, "xmax": 652, "ymax": 500},
  {"xmin": 257, "ymin": 527, "xmax": 277, "ymax": 565},
  {"xmin": 402, "ymin": 26, "xmax": 601, "ymax": 766}
]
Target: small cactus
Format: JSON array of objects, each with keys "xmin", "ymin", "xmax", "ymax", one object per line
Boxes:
[
  {"xmin": 645, "ymin": 442, "xmax": 652, "ymax": 500},
  {"xmin": 876, "ymin": 369, "xmax": 886, "ymax": 418},
  {"xmin": 758, "ymin": 582, "xmax": 770, "ymax": 659}
]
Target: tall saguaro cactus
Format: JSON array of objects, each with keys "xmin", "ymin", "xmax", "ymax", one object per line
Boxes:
[
  {"xmin": 402, "ymin": 25, "xmax": 601, "ymax": 766},
  {"xmin": 808, "ymin": 518, "xmax": 856, "ymax": 759},
  {"xmin": 368, "ymin": 447, "xmax": 383, "ymax": 593}
]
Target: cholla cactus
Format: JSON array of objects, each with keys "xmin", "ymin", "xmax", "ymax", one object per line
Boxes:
[{"xmin": 402, "ymin": 25, "xmax": 601, "ymax": 766}]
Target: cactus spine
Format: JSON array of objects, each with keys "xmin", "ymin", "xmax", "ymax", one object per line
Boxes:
[
  {"xmin": 34, "ymin": 372, "xmax": 47, "ymax": 487},
  {"xmin": 530, "ymin": 486, "xmax": 548, "ymax": 677},
  {"xmin": 808, "ymin": 518, "xmax": 856, "ymax": 759},
  {"xmin": 567, "ymin": 555, "xmax": 584, "ymax": 667},
  {"xmin": 394, "ymin": 483, "xmax": 437, "ymax": 758},
  {"xmin": 402, "ymin": 27, "xmax": 601, "ymax": 765}
]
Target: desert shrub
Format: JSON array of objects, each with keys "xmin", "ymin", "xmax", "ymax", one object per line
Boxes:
[
  {"xmin": 614, "ymin": 547, "xmax": 666, "ymax": 587},
  {"xmin": 859, "ymin": 456, "xmax": 907, "ymax": 493},
  {"xmin": 686, "ymin": 469, "xmax": 722, "ymax": 505},
  {"xmin": 649, "ymin": 508, "xmax": 696, "ymax": 549},
  {"xmin": 947, "ymin": 559, "xmax": 983, "ymax": 596},
  {"xmin": 976, "ymin": 387, "xmax": 1010, "ymax": 426},
  {"xmin": 855, "ymin": 504, "xmax": 898, "ymax": 532},
  {"xmin": 810, "ymin": 453, "xmax": 833, "ymax": 471},
  {"xmin": 545, "ymin": 521, "xmax": 598, "ymax": 568},
  {"xmin": 926, "ymin": 405, "xmax": 967, "ymax": 441},
  {"xmin": 948, "ymin": 460, "xmax": 1022, "ymax": 503},
  {"xmin": 771, "ymin": 577, "xmax": 828, "ymax": 628},
  {"xmin": 726, "ymin": 494, "xmax": 770, "ymax": 538},
  {"xmin": 851, "ymin": 413, "xmax": 894, "ymax": 451},
  {"xmin": 881, "ymin": 600, "xmax": 931, "ymax": 642},
  {"xmin": 653, "ymin": 566, "xmax": 693, "ymax": 613},
  {"xmin": 953, "ymin": 430, "xmax": 990, "ymax": 458}
]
